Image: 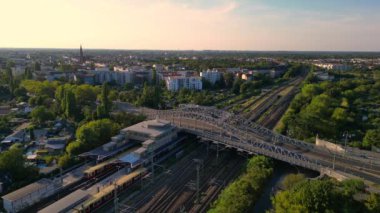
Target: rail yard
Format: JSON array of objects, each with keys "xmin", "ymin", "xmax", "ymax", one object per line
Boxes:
[{"xmin": 113, "ymin": 143, "xmax": 245, "ymax": 213}]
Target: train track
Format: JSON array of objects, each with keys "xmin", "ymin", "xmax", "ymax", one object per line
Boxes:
[
  {"xmin": 118, "ymin": 144, "xmax": 246, "ymax": 213},
  {"xmin": 118, "ymin": 146, "xmax": 207, "ymax": 211},
  {"xmin": 258, "ymin": 85, "xmax": 301, "ymax": 129},
  {"xmin": 243, "ymin": 78, "xmax": 302, "ymax": 122},
  {"xmin": 142, "ymin": 152, "xmax": 245, "ymax": 213},
  {"xmin": 238, "ymin": 78, "xmax": 298, "ymax": 115},
  {"xmin": 245, "ymin": 77, "xmax": 304, "ymax": 128},
  {"xmin": 187, "ymin": 157, "xmax": 244, "ymax": 213},
  {"xmin": 140, "ymin": 149, "xmax": 216, "ymax": 213}
]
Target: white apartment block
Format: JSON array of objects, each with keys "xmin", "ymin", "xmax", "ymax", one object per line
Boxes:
[
  {"xmin": 314, "ymin": 63, "xmax": 352, "ymax": 71},
  {"xmin": 165, "ymin": 76, "xmax": 202, "ymax": 92},
  {"xmin": 93, "ymin": 70, "xmax": 133, "ymax": 85},
  {"xmin": 200, "ymin": 69, "xmax": 222, "ymax": 84},
  {"xmin": 11, "ymin": 65, "xmax": 26, "ymax": 77}
]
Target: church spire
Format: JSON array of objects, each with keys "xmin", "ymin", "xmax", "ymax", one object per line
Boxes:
[{"xmin": 79, "ymin": 44, "xmax": 84, "ymax": 63}]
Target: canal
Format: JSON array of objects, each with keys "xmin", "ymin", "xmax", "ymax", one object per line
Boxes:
[{"xmin": 252, "ymin": 161, "xmax": 319, "ymax": 212}]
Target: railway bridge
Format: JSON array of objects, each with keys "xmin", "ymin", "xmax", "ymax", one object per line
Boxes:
[{"xmin": 127, "ymin": 104, "xmax": 380, "ymax": 184}]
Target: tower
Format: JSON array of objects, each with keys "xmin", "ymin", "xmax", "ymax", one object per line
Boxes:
[{"xmin": 79, "ymin": 44, "xmax": 84, "ymax": 63}]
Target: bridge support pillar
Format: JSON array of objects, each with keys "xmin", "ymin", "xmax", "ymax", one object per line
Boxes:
[{"xmin": 216, "ymin": 143, "xmax": 219, "ymax": 160}]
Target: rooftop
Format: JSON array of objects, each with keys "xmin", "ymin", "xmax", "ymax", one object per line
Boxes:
[
  {"xmin": 2, "ymin": 178, "xmax": 55, "ymax": 202},
  {"xmin": 38, "ymin": 189, "xmax": 90, "ymax": 213},
  {"xmin": 121, "ymin": 119, "xmax": 174, "ymax": 138}
]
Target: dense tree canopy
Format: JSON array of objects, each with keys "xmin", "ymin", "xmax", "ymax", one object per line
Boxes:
[
  {"xmin": 363, "ymin": 129, "xmax": 380, "ymax": 148},
  {"xmin": 0, "ymin": 145, "xmax": 38, "ymax": 182},
  {"xmin": 209, "ymin": 156, "xmax": 273, "ymax": 213},
  {"xmin": 137, "ymin": 83, "xmax": 162, "ymax": 108},
  {"xmin": 66, "ymin": 119, "xmax": 120, "ymax": 155},
  {"xmin": 278, "ymin": 75, "xmax": 380, "ymax": 146},
  {"xmin": 272, "ymin": 178, "xmax": 369, "ymax": 213},
  {"xmin": 30, "ymin": 106, "xmax": 54, "ymax": 125}
]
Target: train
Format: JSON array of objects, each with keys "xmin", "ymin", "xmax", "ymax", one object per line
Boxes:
[
  {"xmin": 73, "ymin": 168, "xmax": 148, "ymax": 213},
  {"xmin": 83, "ymin": 159, "xmax": 118, "ymax": 179}
]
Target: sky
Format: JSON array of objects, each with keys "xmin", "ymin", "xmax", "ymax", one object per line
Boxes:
[{"xmin": 0, "ymin": 0, "xmax": 379, "ymax": 51}]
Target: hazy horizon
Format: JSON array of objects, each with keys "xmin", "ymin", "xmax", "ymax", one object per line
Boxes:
[
  {"xmin": 1, "ymin": 47, "xmax": 380, "ymax": 53},
  {"xmin": 1, "ymin": 0, "xmax": 380, "ymax": 51}
]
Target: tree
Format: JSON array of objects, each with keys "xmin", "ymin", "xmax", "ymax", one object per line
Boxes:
[
  {"xmin": 31, "ymin": 106, "xmax": 54, "ymax": 124},
  {"xmin": 55, "ymin": 85, "xmax": 66, "ymax": 113},
  {"xmin": 232, "ymin": 78, "xmax": 243, "ymax": 94},
  {"xmin": 137, "ymin": 83, "xmax": 161, "ymax": 108},
  {"xmin": 14, "ymin": 87, "xmax": 28, "ymax": 101},
  {"xmin": 111, "ymin": 111, "xmax": 145, "ymax": 127},
  {"xmin": 5, "ymin": 67, "xmax": 15, "ymax": 96},
  {"xmin": 223, "ymin": 72, "xmax": 235, "ymax": 88},
  {"xmin": 0, "ymin": 117, "xmax": 12, "ymax": 135},
  {"xmin": 281, "ymin": 174, "xmax": 306, "ymax": 190},
  {"xmin": 272, "ymin": 180, "xmax": 336, "ymax": 213},
  {"xmin": 74, "ymin": 84, "xmax": 98, "ymax": 107},
  {"xmin": 67, "ymin": 119, "xmax": 120, "ymax": 155},
  {"xmin": 363, "ymin": 129, "xmax": 380, "ymax": 148},
  {"xmin": 215, "ymin": 74, "xmax": 226, "ymax": 89},
  {"xmin": 202, "ymin": 78, "xmax": 213, "ymax": 90},
  {"xmin": 21, "ymin": 80, "xmax": 59, "ymax": 97},
  {"xmin": 64, "ymin": 89, "xmax": 77, "ymax": 120},
  {"xmin": 101, "ymin": 83, "xmax": 111, "ymax": 112},
  {"xmin": 240, "ymin": 81, "xmax": 254, "ymax": 94},
  {"xmin": 33, "ymin": 62, "xmax": 41, "ymax": 71},
  {"xmin": 24, "ymin": 67, "xmax": 33, "ymax": 79},
  {"xmin": 58, "ymin": 154, "xmax": 76, "ymax": 168},
  {"xmin": 366, "ymin": 193, "xmax": 380, "ymax": 213},
  {"xmin": 209, "ymin": 156, "xmax": 273, "ymax": 213},
  {"xmin": 341, "ymin": 179, "xmax": 365, "ymax": 197},
  {"xmin": 83, "ymin": 106, "xmax": 94, "ymax": 121},
  {"xmin": 0, "ymin": 144, "xmax": 38, "ymax": 181},
  {"xmin": 97, "ymin": 83, "xmax": 111, "ymax": 118},
  {"xmin": 283, "ymin": 63, "xmax": 303, "ymax": 79},
  {"xmin": 152, "ymin": 69, "xmax": 157, "ymax": 85}
]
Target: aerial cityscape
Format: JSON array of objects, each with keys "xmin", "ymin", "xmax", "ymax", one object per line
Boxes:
[{"xmin": 1, "ymin": 0, "xmax": 380, "ymax": 213}]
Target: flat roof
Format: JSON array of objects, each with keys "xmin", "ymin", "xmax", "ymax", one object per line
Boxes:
[
  {"xmin": 2, "ymin": 179, "xmax": 54, "ymax": 202},
  {"xmin": 134, "ymin": 147, "xmax": 147, "ymax": 155},
  {"xmin": 121, "ymin": 119, "xmax": 174, "ymax": 138},
  {"xmin": 118, "ymin": 153, "xmax": 141, "ymax": 166},
  {"xmin": 78, "ymin": 142, "xmax": 133, "ymax": 161},
  {"xmin": 142, "ymin": 139, "xmax": 154, "ymax": 146},
  {"xmin": 38, "ymin": 190, "xmax": 89, "ymax": 213},
  {"xmin": 45, "ymin": 143, "xmax": 65, "ymax": 150}
]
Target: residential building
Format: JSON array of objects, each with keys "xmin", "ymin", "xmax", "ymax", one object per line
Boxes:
[
  {"xmin": 11, "ymin": 65, "xmax": 26, "ymax": 77},
  {"xmin": 241, "ymin": 73, "xmax": 253, "ymax": 81},
  {"xmin": 270, "ymin": 69, "xmax": 286, "ymax": 78},
  {"xmin": 200, "ymin": 69, "xmax": 222, "ymax": 84},
  {"xmin": 1, "ymin": 129, "xmax": 28, "ymax": 145},
  {"xmin": 0, "ymin": 106, "xmax": 11, "ymax": 116},
  {"xmin": 73, "ymin": 73, "xmax": 95, "ymax": 85},
  {"xmin": 165, "ymin": 76, "xmax": 202, "ymax": 91},
  {"xmin": 158, "ymin": 71, "xmax": 202, "ymax": 91},
  {"xmin": 314, "ymin": 63, "xmax": 352, "ymax": 71}
]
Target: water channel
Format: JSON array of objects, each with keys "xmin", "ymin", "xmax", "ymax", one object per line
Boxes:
[{"xmin": 252, "ymin": 161, "xmax": 320, "ymax": 212}]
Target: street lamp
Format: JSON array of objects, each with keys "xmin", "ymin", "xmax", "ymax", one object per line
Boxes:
[{"xmin": 343, "ymin": 131, "xmax": 352, "ymax": 157}]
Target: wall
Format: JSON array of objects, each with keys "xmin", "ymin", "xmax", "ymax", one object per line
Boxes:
[{"xmin": 315, "ymin": 137, "xmax": 345, "ymax": 154}]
